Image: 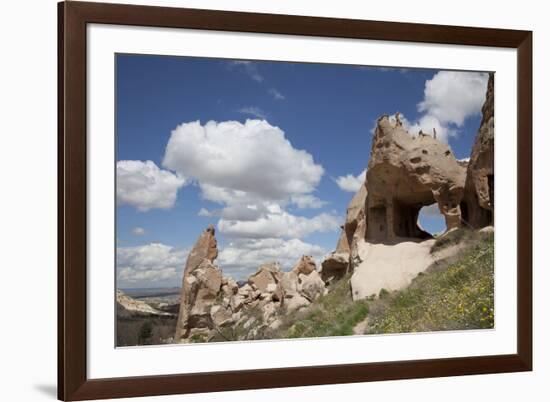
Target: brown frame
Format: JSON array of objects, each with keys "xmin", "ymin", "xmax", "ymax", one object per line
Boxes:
[{"xmin": 58, "ymin": 1, "xmax": 532, "ymax": 400}]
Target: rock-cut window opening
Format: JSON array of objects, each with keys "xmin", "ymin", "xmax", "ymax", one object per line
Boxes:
[{"xmin": 418, "ymin": 203, "xmax": 446, "ymax": 236}]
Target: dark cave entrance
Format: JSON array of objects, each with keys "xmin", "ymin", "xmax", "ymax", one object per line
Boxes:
[
  {"xmin": 367, "ymin": 205, "xmax": 387, "ymax": 241},
  {"xmin": 393, "ymin": 200, "xmax": 428, "ymax": 238}
]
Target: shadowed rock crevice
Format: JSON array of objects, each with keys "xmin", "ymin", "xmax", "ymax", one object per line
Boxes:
[{"xmin": 462, "ymin": 73, "xmax": 495, "ymax": 228}]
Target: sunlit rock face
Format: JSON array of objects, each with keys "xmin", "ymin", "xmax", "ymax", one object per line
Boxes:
[
  {"xmin": 462, "ymin": 74, "xmax": 494, "ymax": 229},
  {"xmin": 175, "ymin": 225, "xmax": 220, "ymax": 340},
  {"xmin": 365, "ymin": 114, "xmax": 466, "ymax": 242}
]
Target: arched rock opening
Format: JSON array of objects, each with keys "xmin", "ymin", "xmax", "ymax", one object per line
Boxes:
[{"xmin": 364, "ymin": 115, "xmax": 467, "ymax": 242}]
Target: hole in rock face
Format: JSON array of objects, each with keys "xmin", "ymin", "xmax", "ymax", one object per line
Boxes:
[
  {"xmin": 445, "ymin": 150, "xmax": 451, "ymax": 156},
  {"xmin": 410, "ymin": 157, "xmax": 422, "ymax": 164},
  {"xmin": 367, "ymin": 206, "xmax": 388, "ymax": 240},
  {"xmin": 418, "ymin": 203, "xmax": 446, "ymax": 236},
  {"xmin": 422, "ymin": 150, "xmax": 428, "ymax": 154}
]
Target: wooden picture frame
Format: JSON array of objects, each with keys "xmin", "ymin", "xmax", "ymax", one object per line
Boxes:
[{"xmin": 58, "ymin": 1, "xmax": 532, "ymax": 400}]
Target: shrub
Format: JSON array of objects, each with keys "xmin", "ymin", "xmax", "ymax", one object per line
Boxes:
[{"xmin": 268, "ymin": 274, "xmax": 370, "ymax": 339}]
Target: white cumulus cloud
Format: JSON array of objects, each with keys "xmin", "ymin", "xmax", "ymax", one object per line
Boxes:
[
  {"xmin": 198, "ymin": 207, "xmax": 217, "ymax": 217},
  {"xmin": 334, "ymin": 169, "xmax": 366, "ymax": 192},
  {"xmin": 418, "ymin": 71, "xmax": 489, "ymax": 127},
  {"xmin": 406, "ymin": 71, "xmax": 488, "ymax": 143},
  {"xmin": 117, "ymin": 160, "xmax": 186, "ymax": 212},
  {"xmin": 117, "ymin": 243, "xmax": 188, "ymax": 288},
  {"xmin": 290, "ymin": 194, "xmax": 327, "ymax": 209},
  {"xmin": 163, "ymin": 119, "xmax": 324, "ymax": 205},
  {"xmin": 218, "ymin": 209, "xmax": 341, "ymax": 239},
  {"xmin": 218, "ymin": 238, "xmax": 327, "ymax": 280}
]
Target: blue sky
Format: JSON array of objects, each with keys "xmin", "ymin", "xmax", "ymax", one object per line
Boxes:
[{"xmin": 115, "ymin": 54, "xmax": 488, "ymax": 288}]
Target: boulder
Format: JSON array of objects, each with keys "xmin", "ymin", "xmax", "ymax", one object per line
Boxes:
[
  {"xmin": 262, "ymin": 301, "xmax": 279, "ymax": 323},
  {"xmin": 462, "ymin": 74, "xmax": 494, "ymax": 228},
  {"xmin": 291, "ymin": 255, "xmax": 317, "ymax": 275},
  {"xmin": 298, "ymin": 270, "xmax": 325, "ymax": 302},
  {"xmin": 221, "ymin": 277, "xmax": 239, "ymax": 297},
  {"xmin": 285, "ymin": 294, "xmax": 310, "ymax": 313},
  {"xmin": 320, "ymin": 252, "xmax": 350, "ymax": 283},
  {"xmin": 266, "ymin": 283, "xmax": 277, "ymax": 293},
  {"xmin": 248, "ymin": 262, "xmax": 282, "ymax": 293},
  {"xmin": 210, "ymin": 304, "xmax": 234, "ymax": 327},
  {"xmin": 275, "ymin": 270, "xmax": 300, "ymax": 299},
  {"xmin": 230, "ymin": 294, "xmax": 245, "ymax": 312},
  {"xmin": 185, "ymin": 259, "xmax": 223, "ymax": 329}
]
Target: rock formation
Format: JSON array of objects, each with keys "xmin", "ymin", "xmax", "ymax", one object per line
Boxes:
[
  {"xmin": 175, "ymin": 225, "xmax": 221, "ymax": 340},
  {"xmin": 365, "ymin": 115, "xmax": 467, "ymax": 241},
  {"xmin": 462, "ymin": 74, "xmax": 494, "ymax": 228},
  {"xmin": 323, "ymin": 74, "xmax": 494, "ymax": 299},
  {"xmin": 248, "ymin": 262, "xmax": 283, "ymax": 292},
  {"xmin": 321, "ymin": 184, "xmax": 367, "ymax": 282},
  {"xmin": 174, "ymin": 226, "xmax": 327, "ymax": 342}
]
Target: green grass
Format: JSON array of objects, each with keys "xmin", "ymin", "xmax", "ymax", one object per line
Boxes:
[
  {"xmin": 195, "ymin": 229, "xmax": 494, "ymax": 342},
  {"xmin": 430, "ymin": 227, "xmax": 483, "ymax": 254},
  {"xmin": 269, "ymin": 274, "xmax": 370, "ymax": 339},
  {"xmin": 365, "ymin": 232, "xmax": 494, "ymax": 334}
]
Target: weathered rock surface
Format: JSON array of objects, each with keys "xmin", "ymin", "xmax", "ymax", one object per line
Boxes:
[
  {"xmin": 350, "ymin": 238, "xmax": 436, "ymax": 300},
  {"xmin": 365, "ymin": 115, "xmax": 466, "ymax": 241},
  {"xmin": 175, "ymin": 225, "xmax": 221, "ymax": 340},
  {"xmin": 320, "ymin": 252, "xmax": 349, "ymax": 283},
  {"xmin": 291, "ymin": 255, "xmax": 317, "ymax": 275},
  {"xmin": 173, "ymin": 227, "xmax": 327, "ymax": 341},
  {"xmin": 320, "ymin": 184, "xmax": 367, "ymax": 282},
  {"xmin": 299, "ymin": 270, "xmax": 326, "ymax": 302},
  {"xmin": 462, "ymin": 74, "xmax": 494, "ymax": 228},
  {"xmin": 248, "ymin": 262, "xmax": 282, "ymax": 292}
]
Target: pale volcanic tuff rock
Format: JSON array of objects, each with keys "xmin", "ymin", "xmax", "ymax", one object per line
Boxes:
[
  {"xmin": 175, "ymin": 225, "xmax": 221, "ymax": 340},
  {"xmin": 462, "ymin": 74, "xmax": 494, "ymax": 228},
  {"xmin": 322, "ymin": 108, "xmax": 478, "ymax": 300},
  {"xmin": 365, "ymin": 114, "xmax": 466, "ymax": 241},
  {"xmin": 320, "ymin": 183, "xmax": 367, "ymax": 282},
  {"xmin": 174, "ymin": 225, "xmax": 328, "ymax": 341},
  {"xmin": 291, "ymin": 255, "xmax": 317, "ymax": 276},
  {"xmin": 248, "ymin": 262, "xmax": 283, "ymax": 293}
]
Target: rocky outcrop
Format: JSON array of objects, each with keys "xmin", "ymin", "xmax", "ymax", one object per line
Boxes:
[
  {"xmin": 320, "ymin": 252, "xmax": 349, "ymax": 283},
  {"xmin": 116, "ymin": 290, "xmax": 173, "ymax": 317},
  {"xmin": 462, "ymin": 74, "xmax": 494, "ymax": 228},
  {"xmin": 175, "ymin": 225, "xmax": 221, "ymax": 340},
  {"xmin": 320, "ymin": 184, "xmax": 367, "ymax": 282},
  {"xmin": 365, "ymin": 115, "xmax": 467, "ymax": 241},
  {"xmin": 350, "ymin": 238, "xmax": 436, "ymax": 300},
  {"xmin": 248, "ymin": 262, "xmax": 282, "ymax": 292},
  {"xmin": 291, "ymin": 255, "xmax": 316, "ymax": 276},
  {"xmin": 174, "ymin": 226, "xmax": 327, "ymax": 341}
]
